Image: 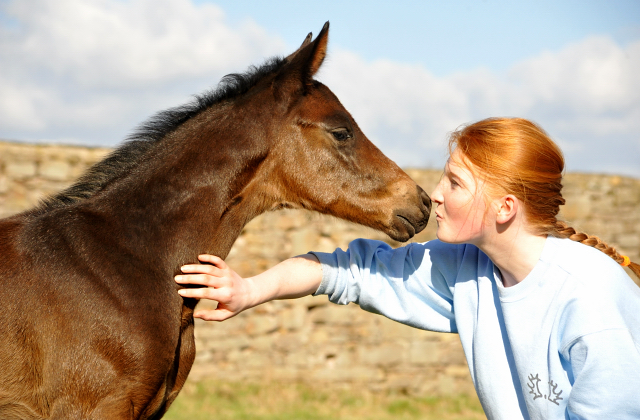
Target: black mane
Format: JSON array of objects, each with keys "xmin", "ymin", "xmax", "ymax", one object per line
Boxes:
[{"xmin": 33, "ymin": 56, "xmax": 287, "ymax": 214}]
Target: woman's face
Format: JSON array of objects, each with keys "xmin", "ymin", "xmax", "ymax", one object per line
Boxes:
[{"xmin": 430, "ymin": 149, "xmax": 489, "ymax": 245}]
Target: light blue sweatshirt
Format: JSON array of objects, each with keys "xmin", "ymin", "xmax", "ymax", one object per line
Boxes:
[{"xmin": 311, "ymin": 236, "xmax": 640, "ymax": 419}]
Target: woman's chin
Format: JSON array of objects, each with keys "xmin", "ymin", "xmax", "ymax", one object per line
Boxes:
[
  {"xmin": 435, "ymin": 230, "xmax": 466, "ymax": 245},
  {"xmin": 435, "ymin": 230, "xmax": 447, "ymax": 242}
]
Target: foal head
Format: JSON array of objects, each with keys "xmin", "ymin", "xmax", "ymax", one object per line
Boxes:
[
  {"xmin": 32, "ymin": 22, "xmax": 430, "ymax": 249},
  {"xmin": 232, "ymin": 22, "xmax": 431, "ymax": 242}
]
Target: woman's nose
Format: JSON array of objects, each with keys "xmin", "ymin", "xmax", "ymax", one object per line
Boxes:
[{"xmin": 430, "ymin": 182, "xmax": 443, "ymax": 205}]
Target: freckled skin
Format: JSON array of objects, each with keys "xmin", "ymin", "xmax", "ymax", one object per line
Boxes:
[{"xmin": 430, "ymin": 149, "xmax": 488, "ymax": 245}]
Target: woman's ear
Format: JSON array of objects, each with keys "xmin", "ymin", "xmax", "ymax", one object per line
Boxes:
[{"xmin": 495, "ymin": 195, "xmax": 518, "ymax": 224}]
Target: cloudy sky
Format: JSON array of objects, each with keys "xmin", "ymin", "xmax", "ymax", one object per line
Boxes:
[{"xmin": 1, "ymin": 0, "xmax": 639, "ymax": 176}]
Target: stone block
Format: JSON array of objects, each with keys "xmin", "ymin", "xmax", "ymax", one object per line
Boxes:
[
  {"xmin": 245, "ymin": 315, "xmax": 279, "ymax": 336},
  {"xmin": 203, "ymin": 336, "xmax": 251, "ymax": 352},
  {"xmin": 409, "ymin": 340, "xmax": 441, "ymax": 365},
  {"xmin": 358, "ymin": 342, "xmax": 406, "ymax": 367},
  {"xmin": 445, "ymin": 365, "xmax": 471, "ymax": 379},
  {"xmin": 310, "ymin": 366, "xmax": 384, "ymax": 382},
  {"xmin": 279, "ymin": 304, "xmax": 307, "ymax": 331},
  {"xmin": 243, "ymin": 351, "xmax": 273, "ymax": 368},
  {"xmin": 315, "ymin": 235, "xmax": 340, "ymax": 253},
  {"xmin": 616, "ymin": 233, "xmax": 640, "ymax": 249},
  {"xmin": 284, "ymin": 352, "xmax": 312, "ymax": 367},
  {"xmin": 269, "ymin": 366, "xmax": 304, "ymax": 380},
  {"xmin": 290, "ymin": 226, "xmax": 319, "ymax": 255},
  {"xmin": 298, "ymin": 294, "xmax": 329, "ymax": 309},
  {"xmin": 5, "ymin": 161, "xmax": 37, "ymax": 179},
  {"xmin": 309, "ymin": 328, "xmax": 330, "ymax": 344},
  {"xmin": 308, "ymin": 305, "xmax": 355, "ymax": 325},
  {"xmin": 275, "ymin": 210, "xmax": 304, "ymax": 231},
  {"xmin": 39, "ymin": 160, "xmax": 71, "ymax": 181},
  {"xmin": 560, "ymin": 194, "xmax": 591, "ymax": 220},
  {"xmin": 0, "ymin": 175, "xmax": 9, "ymax": 194},
  {"xmin": 440, "ymin": 342, "xmax": 467, "ymax": 365},
  {"xmin": 249, "ymin": 334, "xmax": 278, "ymax": 351},
  {"xmin": 377, "ymin": 315, "xmax": 421, "ymax": 339}
]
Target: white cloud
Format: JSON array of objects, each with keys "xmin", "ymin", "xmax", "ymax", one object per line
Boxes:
[
  {"xmin": 0, "ymin": 0, "xmax": 286, "ymax": 143},
  {"xmin": 0, "ymin": 0, "xmax": 638, "ymax": 177},
  {"xmin": 1, "ymin": 0, "xmax": 284, "ymax": 87},
  {"xmin": 321, "ymin": 36, "xmax": 640, "ymax": 176}
]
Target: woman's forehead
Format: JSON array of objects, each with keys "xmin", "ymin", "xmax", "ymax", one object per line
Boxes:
[{"xmin": 447, "ymin": 150, "xmax": 474, "ymax": 177}]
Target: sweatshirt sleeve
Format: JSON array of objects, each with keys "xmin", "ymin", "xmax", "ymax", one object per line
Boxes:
[
  {"xmin": 562, "ymin": 328, "xmax": 640, "ymax": 419},
  {"xmin": 311, "ymin": 239, "xmax": 462, "ymax": 333}
]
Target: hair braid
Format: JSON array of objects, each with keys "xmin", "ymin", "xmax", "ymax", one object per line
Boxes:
[{"xmin": 554, "ymin": 221, "xmax": 640, "ymax": 279}]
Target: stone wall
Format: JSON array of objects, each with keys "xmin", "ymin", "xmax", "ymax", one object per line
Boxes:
[{"xmin": 1, "ymin": 140, "xmax": 639, "ymax": 396}]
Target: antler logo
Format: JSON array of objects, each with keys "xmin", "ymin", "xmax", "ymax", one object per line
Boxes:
[
  {"xmin": 527, "ymin": 373, "xmax": 543, "ymax": 400},
  {"xmin": 547, "ymin": 380, "xmax": 564, "ymax": 406},
  {"xmin": 527, "ymin": 373, "xmax": 564, "ymax": 406}
]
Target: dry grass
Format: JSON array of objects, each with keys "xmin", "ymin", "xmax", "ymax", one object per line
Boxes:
[{"xmin": 164, "ymin": 380, "xmax": 485, "ymax": 420}]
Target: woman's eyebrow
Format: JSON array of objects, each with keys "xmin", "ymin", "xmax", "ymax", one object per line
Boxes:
[{"xmin": 446, "ymin": 165, "xmax": 464, "ymax": 184}]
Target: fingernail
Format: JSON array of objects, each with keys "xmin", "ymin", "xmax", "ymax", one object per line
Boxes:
[{"xmin": 175, "ymin": 275, "xmax": 182, "ymax": 281}]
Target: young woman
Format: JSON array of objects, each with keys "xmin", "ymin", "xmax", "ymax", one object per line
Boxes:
[{"xmin": 175, "ymin": 117, "xmax": 640, "ymax": 419}]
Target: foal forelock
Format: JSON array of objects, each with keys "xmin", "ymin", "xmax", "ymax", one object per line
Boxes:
[{"xmin": 31, "ymin": 57, "xmax": 287, "ymax": 216}]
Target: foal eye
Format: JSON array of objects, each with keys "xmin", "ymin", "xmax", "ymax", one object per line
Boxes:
[{"xmin": 331, "ymin": 128, "xmax": 352, "ymax": 141}]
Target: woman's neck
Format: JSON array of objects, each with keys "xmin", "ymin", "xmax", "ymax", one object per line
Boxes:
[{"xmin": 476, "ymin": 229, "xmax": 547, "ymax": 288}]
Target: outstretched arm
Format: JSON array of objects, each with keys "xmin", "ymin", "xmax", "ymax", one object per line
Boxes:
[{"xmin": 175, "ymin": 254, "xmax": 322, "ymax": 321}]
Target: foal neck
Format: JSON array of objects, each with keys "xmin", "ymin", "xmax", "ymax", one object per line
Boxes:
[{"xmin": 85, "ymin": 109, "xmax": 274, "ymax": 272}]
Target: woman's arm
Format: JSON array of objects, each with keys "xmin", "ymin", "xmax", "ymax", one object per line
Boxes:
[
  {"xmin": 563, "ymin": 329, "xmax": 640, "ymax": 418},
  {"xmin": 175, "ymin": 254, "xmax": 322, "ymax": 321}
]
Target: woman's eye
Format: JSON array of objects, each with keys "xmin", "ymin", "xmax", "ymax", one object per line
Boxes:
[{"xmin": 331, "ymin": 128, "xmax": 352, "ymax": 141}]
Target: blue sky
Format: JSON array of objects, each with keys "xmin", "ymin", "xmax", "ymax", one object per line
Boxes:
[
  {"xmin": 1, "ymin": 0, "xmax": 639, "ymax": 176},
  {"xmin": 212, "ymin": 0, "xmax": 640, "ymax": 74}
]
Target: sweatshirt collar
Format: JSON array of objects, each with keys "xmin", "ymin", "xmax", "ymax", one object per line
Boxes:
[{"xmin": 495, "ymin": 236, "xmax": 561, "ymax": 302}]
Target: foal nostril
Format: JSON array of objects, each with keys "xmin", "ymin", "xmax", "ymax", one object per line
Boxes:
[{"xmin": 417, "ymin": 186, "xmax": 432, "ymax": 213}]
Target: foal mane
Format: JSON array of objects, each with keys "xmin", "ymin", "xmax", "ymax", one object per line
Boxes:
[{"xmin": 31, "ymin": 57, "xmax": 287, "ymax": 215}]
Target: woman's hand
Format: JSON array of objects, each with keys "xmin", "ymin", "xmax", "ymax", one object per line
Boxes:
[
  {"xmin": 175, "ymin": 254, "xmax": 252, "ymax": 321},
  {"xmin": 175, "ymin": 253, "xmax": 323, "ymax": 321}
]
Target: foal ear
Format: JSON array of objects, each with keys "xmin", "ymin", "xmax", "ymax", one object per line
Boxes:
[
  {"xmin": 274, "ymin": 21, "xmax": 330, "ymax": 98},
  {"xmin": 303, "ymin": 21, "xmax": 329, "ymax": 78},
  {"xmin": 284, "ymin": 32, "xmax": 313, "ymax": 63}
]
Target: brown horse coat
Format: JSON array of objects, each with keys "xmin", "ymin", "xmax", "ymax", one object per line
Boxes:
[{"xmin": 0, "ymin": 23, "xmax": 430, "ymax": 419}]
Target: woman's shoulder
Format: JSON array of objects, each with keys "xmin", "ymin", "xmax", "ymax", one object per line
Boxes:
[
  {"xmin": 548, "ymin": 237, "xmax": 640, "ymax": 346},
  {"xmin": 544, "ymin": 236, "xmax": 637, "ymax": 313},
  {"xmin": 545, "ymin": 236, "xmax": 625, "ymax": 282}
]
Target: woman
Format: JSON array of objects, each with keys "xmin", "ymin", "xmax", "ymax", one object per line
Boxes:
[{"xmin": 176, "ymin": 117, "xmax": 640, "ymax": 419}]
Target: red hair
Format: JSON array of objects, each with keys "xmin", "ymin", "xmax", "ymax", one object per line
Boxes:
[{"xmin": 449, "ymin": 117, "xmax": 639, "ymax": 279}]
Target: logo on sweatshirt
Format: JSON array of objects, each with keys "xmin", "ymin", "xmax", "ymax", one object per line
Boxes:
[{"xmin": 527, "ymin": 373, "xmax": 564, "ymax": 406}]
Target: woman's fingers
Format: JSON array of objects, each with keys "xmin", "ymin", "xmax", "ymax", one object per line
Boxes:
[
  {"xmin": 193, "ymin": 310, "xmax": 229, "ymax": 322},
  {"xmin": 176, "ymin": 284, "xmax": 229, "ymax": 301},
  {"xmin": 179, "ymin": 264, "xmax": 222, "ymax": 277},
  {"xmin": 175, "ymin": 254, "xmax": 251, "ymax": 320},
  {"xmin": 175, "ymin": 272, "xmax": 225, "ymax": 287},
  {"xmin": 176, "ymin": 256, "xmax": 231, "ymax": 287},
  {"xmin": 197, "ymin": 254, "xmax": 226, "ymax": 267}
]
